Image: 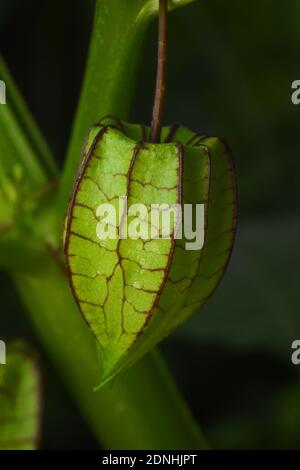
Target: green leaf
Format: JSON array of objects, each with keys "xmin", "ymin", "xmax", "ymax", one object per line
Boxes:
[
  {"xmin": 0, "ymin": 341, "xmax": 41, "ymax": 450},
  {"xmin": 0, "ymin": 56, "xmax": 58, "ymax": 179},
  {"xmin": 64, "ymin": 118, "xmax": 237, "ymax": 386},
  {"xmin": 0, "ymin": 57, "xmax": 57, "ymax": 236}
]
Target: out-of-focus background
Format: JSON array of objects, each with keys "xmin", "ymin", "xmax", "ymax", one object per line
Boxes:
[{"xmin": 0, "ymin": 0, "xmax": 299, "ymax": 449}]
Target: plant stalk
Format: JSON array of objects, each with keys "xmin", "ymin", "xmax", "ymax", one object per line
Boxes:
[{"xmin": 150, "ymin": 0, "xmax": 168, "ymax": 143}]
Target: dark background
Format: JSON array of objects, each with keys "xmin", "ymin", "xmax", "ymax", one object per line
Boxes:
[{"xmin": 0, "ymin": 0, "xmax": 300, "ymax": 449}]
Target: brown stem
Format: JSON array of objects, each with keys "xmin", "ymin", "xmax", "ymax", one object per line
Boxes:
[{"xmin": 150, "ymin": 0, "xmax": 168, "ymax": 143}]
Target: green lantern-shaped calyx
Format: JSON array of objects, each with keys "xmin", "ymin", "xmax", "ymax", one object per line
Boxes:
[
  {"xmin": 64, "ymin": 0, "xmax": 237, "ymax": 387},
  {"xmin": 64, "ymin": 116, "xmax": 237, "ymax": 386}
]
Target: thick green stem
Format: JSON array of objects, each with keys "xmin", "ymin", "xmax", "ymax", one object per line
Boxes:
[
  {"xmin": 11, "ymin": 246, "xmax": 207, "ymax": 449},
  {"xmin": 57, "ymin": 0, "xmax": 153, "ymax": 217}
]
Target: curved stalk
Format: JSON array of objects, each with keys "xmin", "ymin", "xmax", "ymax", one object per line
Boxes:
[{"xmin": 57, "ymin": 0, "xmax": 197, "ymax": 220}]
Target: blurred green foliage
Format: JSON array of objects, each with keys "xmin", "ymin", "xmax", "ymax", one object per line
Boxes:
[
  {"xmin": 0, "ymin": 0, "xmax": 299, "ymax": 449},
  {"xmin": 0, "ymin": 341, "xmax": 41, "ymax": 450}
]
